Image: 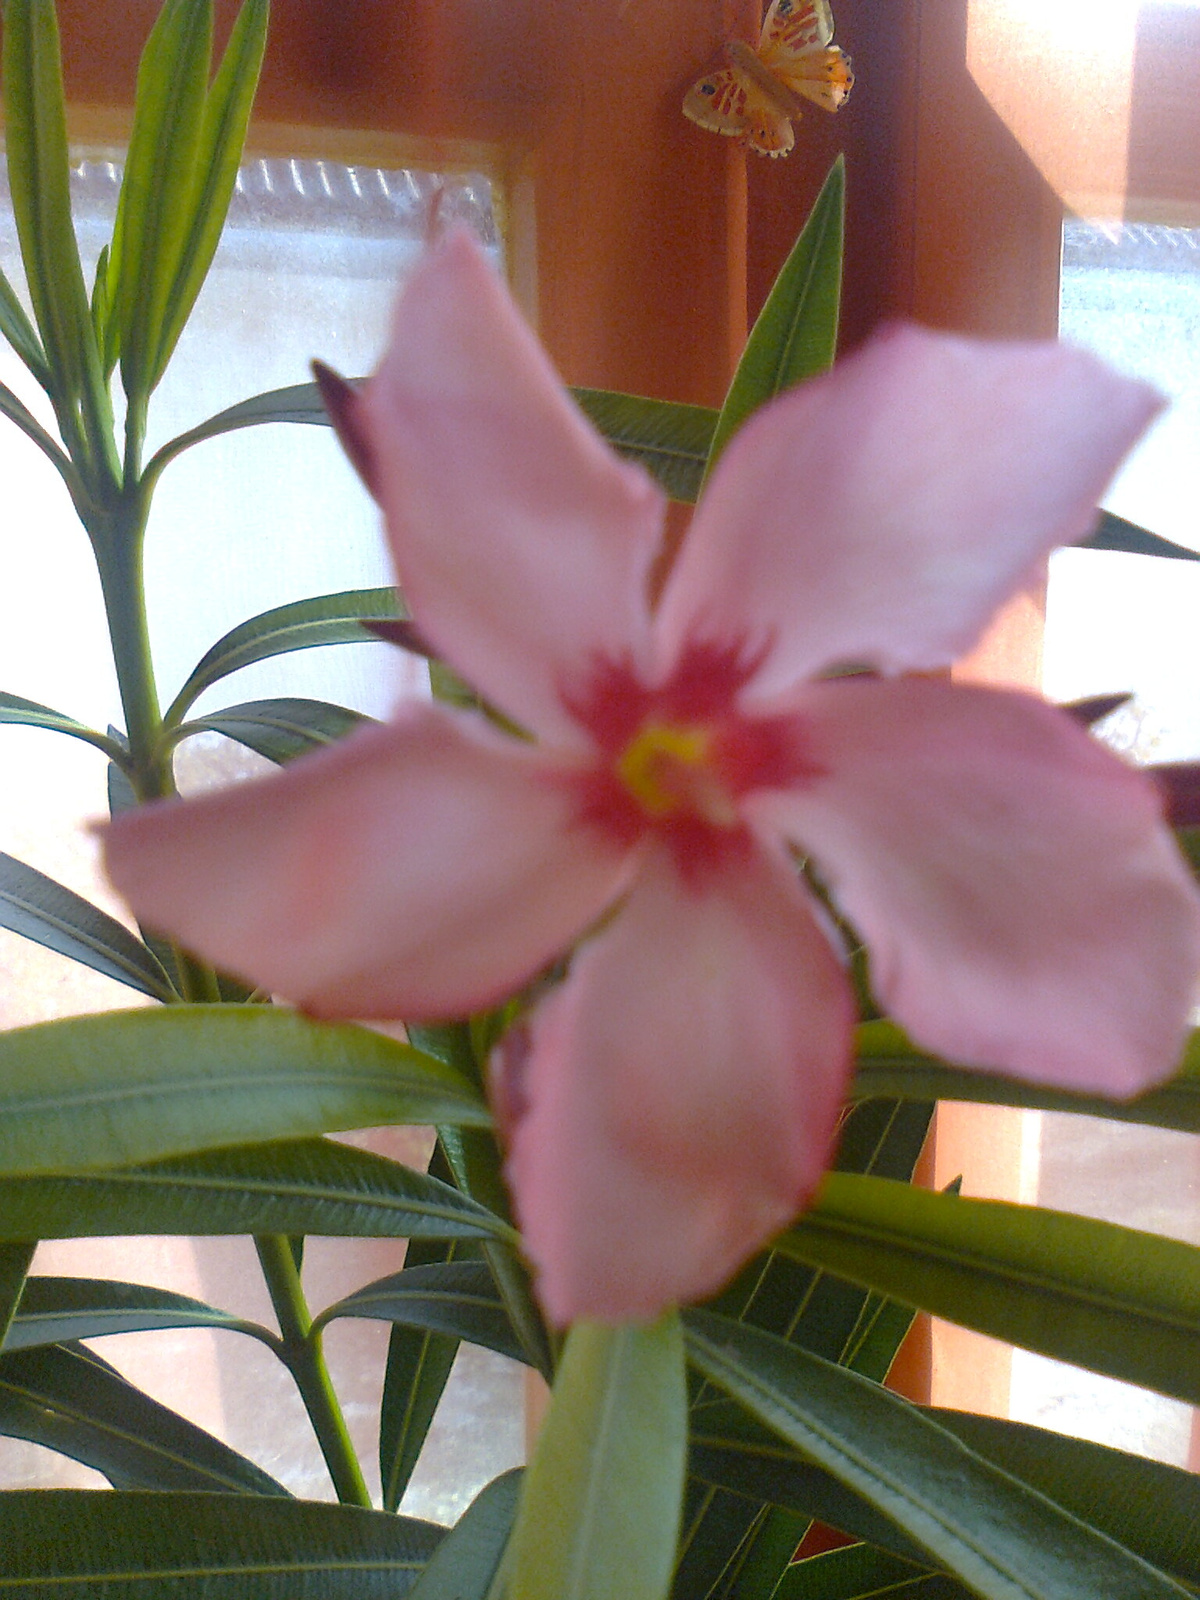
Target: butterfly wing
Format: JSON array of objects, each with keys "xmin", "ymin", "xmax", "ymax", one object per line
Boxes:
[
  {"xmin": 760, "ymin": 0, "xmax": 833, "ymax": 54},
  {"xmin": 774, "ymin": 47, "xmax": 853, "ymax": 111},
  {"xmin": 682, "ymin": 65, "xmax": 795, "ymax": 157},
  {"xmin": 759, "ymin": 0, "xmax": 853, "ymax": 113}
]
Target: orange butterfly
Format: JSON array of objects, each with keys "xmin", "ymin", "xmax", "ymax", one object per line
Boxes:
[{"xmin": 682, "ymin": 0, "xmax": 853, "ymax": 158}]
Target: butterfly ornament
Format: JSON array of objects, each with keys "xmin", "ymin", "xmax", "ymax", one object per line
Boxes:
[{"xmin": 683, "ymin": 0, "xmax": 853, "ymax": 157}]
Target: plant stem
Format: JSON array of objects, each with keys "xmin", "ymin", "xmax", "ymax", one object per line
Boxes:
[
  {"xmin": 254, "ymin": 1234, "xmax": 372, "ymax": 1508},
  {"xmin": 89, "ymin": 486, "xmax": 168, "ymax": 795}
]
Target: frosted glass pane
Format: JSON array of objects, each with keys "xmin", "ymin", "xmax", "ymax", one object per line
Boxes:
[
  {"xmin": 1021, "ymin": 220, "xmax": 1200, "ymax": 1468},
  {"xmin": 0, "ymin": 153, "xmax": 523, "ymax": 1512},
  {"xmin": 1046, "ymin": 221, "xmax": 1200, "ymax": 761}
]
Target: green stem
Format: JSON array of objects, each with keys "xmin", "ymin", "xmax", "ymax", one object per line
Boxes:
[
  {"xmin": 86, "ymin": 479, "xmax": 226, "ymax": 1003},
  {"xmin": 88, "ymin": 486, "xmax": 167, "ymax": 794},
  {"xmin": 254, "ymin": 1234, "xmax": 371, "ymax": 1508}
]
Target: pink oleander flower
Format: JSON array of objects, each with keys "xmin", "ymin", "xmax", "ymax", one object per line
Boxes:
[{"xmin": 104, "ymin": 232, "xmax": 1200, "ymax": 1325}]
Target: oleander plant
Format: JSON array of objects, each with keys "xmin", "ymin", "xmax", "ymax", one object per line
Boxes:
[{"xmin": 1, "ymin": 2, "xmax": 1200, "ymax": 1595}]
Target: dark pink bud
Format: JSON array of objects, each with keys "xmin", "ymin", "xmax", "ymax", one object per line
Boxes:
[{"xmin": 312, "ymin": 360, "xmax": 381, "ymax": 501}]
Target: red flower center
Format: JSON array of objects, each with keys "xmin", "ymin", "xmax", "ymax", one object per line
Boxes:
[{"xmin": 561, "ymin": 642, "xmax": 824, "ymax": 879}]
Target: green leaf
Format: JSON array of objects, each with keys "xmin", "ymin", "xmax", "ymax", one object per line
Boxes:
[
  {"xmin": 776, "ymin": 1544, "xmax": 965, "ymax": 1600},
  {"xmin": 0, "ymin": 369, "xmax": 77, "ymax": 481},
  {"xmin": 1, "ymin": 0, "xmax": 102, "ymax": 430},
  {"xmin": 0, "ymin": 1242, "xmax": 36, "ymax": 1350},
  {"xmin": 0, "ymin": 264, "xmax": 49, "ymax": 384},
  {"xmin": 853, "ymin": 1020, "xmax": 1200, "ymax": 1135},
  {"xmin": 4, "ymin": 1276, "xmax": 274, "ymax": 1351},
  {"xmin": 146, "ymin": 376, "xmax": 339, "ymax": 478},
  {"xmin": 148, "ymin": 377, "xmax": 716, "ymax": 501},
  {"xmin": 380, "ymin": 1146, "xmax": 465, "ymax": 1512},
  {"xmin": 675, "ymin": 1100, "xmax": 931, "ymax": 1600},
  {"xmin": 705, "ymin": 155, "xmax": 844, "ymax": 476},
  {"xmin": 694, "ymin": 1408, "xmax": 1200, "ymax": 1592},
  {"xmin": 408, "ymin": 1469, "xmax": 523, "ymax": 1600},
  {"xmin": 688, "ymin": 1399, "xmax": 932, "ymax": 1565},
  {"xmin": 111, "ymin": 0, "xmax": 214, "ymax": 404},
  {"xmin": 380, "ymin": 1275, "xmax": 461, "ymax": 1510},
  {"xmin": 777, "ymin": 1171, "xmax": 1200, "ymax": 1407},
  {"xmin": 509, "ymin": 1313, "xmax": 687, "ymax": 1600},
  {"xmin": 317, "ymin": 1261, "xmax": 526, "ymax": 1365},
  {"xmin": 685, "ymin": 1311, "xmax": 1189, "ymax": 1600},
  {"xmin": 0, "ymin": 1343, "xmax": 289, "ymax": 1494},
  {"xmin": 175, "ymin": 696, "xmax": 368, "ymax": 764},
  {"xmin": 0, "ymin": 851, "xmax": 179, "ymax": 1002},
  {"xmin": 0, "ymin": 1006, "xmax": 488, "ymax": 1177},
  {"xmin": 0, "ymin": 689, "xmax": 127, "ymax": 759},
  {"xmin": 571, "ymin": 389, "xmax": 716, "ymax": 503},
  {"xmin": 150, "ymin": 0, "xmax": 269, "ymax": 387},
  {"xmin": 690, "ymin": 1401, "xmax": 1200, "ymax": 1586},
  {"xmin": 936, "ymin": 1411, "xmax": 1200, "ymax": 1589},
  {"xmin": 90, "ymin": 241, "xmax": 117, "ymax": 373},
  {"xmin": 0, "ymin": 1135, "xmax": 512, "ymax": 1244},
  {"xmin": 1077, "ymin": 509, "xmax": 1200, "ymax": 562},
  {"xmin": 0, "ymin": 1488, "xmax": 447, "ymax": 1594},
  {"xmin": 164, "ymin": 588, "xmax": 403, "ymax": 725}
]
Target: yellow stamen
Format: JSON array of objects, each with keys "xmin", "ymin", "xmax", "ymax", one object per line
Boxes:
[{"xmin": 616, "ymin": 722, "xmax": 739, "ymax": 827}]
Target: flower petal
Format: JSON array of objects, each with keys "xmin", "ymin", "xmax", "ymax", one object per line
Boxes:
[
  {"xmin": 655, "ymin": 326, "xmax": 1162, "ymax": 697},
  {"xmin": 500, "ymin": 842, "xmax": 854, "ymax": 1324},
  {"xmin": 746, "ymin": 678, "xmax": 1200, "ymax": 1094},
  {"xmin": 362, "ymin": 231, "xmax": 664, "ymax": 746},
  {"xmin": 102, "ymin": 707, "xmax": 632, "ymax": 1020}
]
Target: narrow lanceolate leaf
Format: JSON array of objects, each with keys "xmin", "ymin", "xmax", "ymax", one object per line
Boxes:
[
  {"xmin": 0, "ymin": 378, "xmax": 74, "ymax": 477},
  {"xmin": 509, "ymin": 1313, "xmax": 687, "ymax": 1600},
  {"xmin": 90, "ymin": 242, "xmax": 116, "ymax": 372},
  {"xmin": 571, "ymin": 389, "xmax": 716, "ymax": 503},
  {"xmin": 688, "ymin": 1402, "xmax": 1200, "ymax": 1587},
  {"xmin": 317, "ymin": 1262, "xmax": 526, "ymax": 1365},
  {"xmin": 0, "ymin": 1243, "xmax": 36, "ymax": 1350},
  {"xmin": 688, "ymin": 1399, "xmax": 932, "ymax": 1565},
  {"xmin": 778, "ymin": 1172, "xmax": 1200, "ymax": 1407},
  {"xmin": 146, "ymin": 376, "xmax": 340, "ymax": 478},
  {"xmin": 149, "ymin": 376, "xmax": 717, "ymax": 502},
  {"xmin": 937, "ymin": 1411, "xmax": 1200, "ymax": 1590},
  {"xmin": 0, "ymin": 690, "xmax": 126, "ymax": 759},
  {"xmin": 1, "ymin": 0, "xmax": 98, "ymax": 413},
  {"xmin": 408, "ymin": 1470, "xmax": 523, "ymax": 1600},
  {"xmin": 150, "ymin": 0, "xmax": 270, "ymax": 386},
  {"xmin": 0, "ymin": 1343, "xmax": 288, "ymax": 1494},
  {"xmin": 0, "ymin": 852, "xmax": 179, "ymax": 1002},
  {"xmin": 705, "ymin": 154, "xmax": 844, "ymax": 476},
  {"xmin": 685, "ymin": 1312, "xmax": 1189, "ymax": 1600},
  {"xmin": 1077, "ymin": 509, "xmax": 1200, "ymax": 562},
  {"xmin": 776, "ymin": 1543, "xmax": 965, "ymax": 1600},
  {"xmin": 0, "ymin": 265, "xmax": 50, "ymax": 384},
  {"xmin": 111, "ymin": 0, "xmax": 214, "ymax": 403},
  {"xmin": 0, "ymin": 1136, "xmax": 513, "ymax": 1245},
  {"xmin": 163, "ymin": 588, "xmax": 403, "ymax": 725},
  {"xmin": 853, "ymin": 1020, "xmax": 1200, "ymax": 1135},
  {"xmin": 379, "ymin": 1280, "xmax": 461, "ymax": 1511},
  {"xmin": 0, "ymin": 1006, "xmax": 488, "ymax": 1177},
  {"xmin": 5, "ymin": 1276, "xmax": 274, "ymax": 1352},
  {"xmin": 0, "ymin": 1489, "xmax": 446, "ymax": 1594},
  {"xmin": 674, "ymin": 1099, "xmax": 932, "ymax": 1600},
  {"xmin": 380, "ymin": 1144, "xmax": 466, "ymax": 1512},
  {"xmin": 174, "ymin": 696, "xmax": 368, "ymax": 764}
]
